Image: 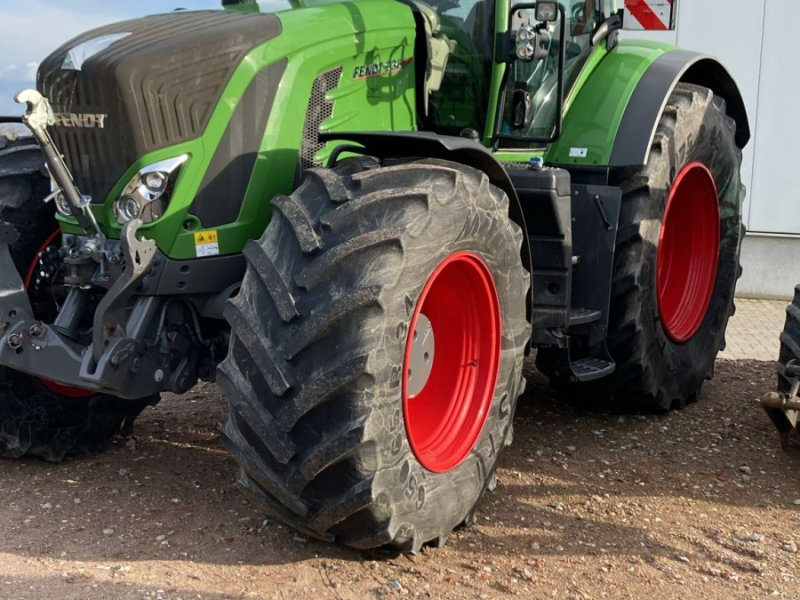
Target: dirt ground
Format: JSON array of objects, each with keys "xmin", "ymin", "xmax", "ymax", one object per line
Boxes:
[{"xmin": 1, "ymin": 357, "xmax": 798, "ymax": 600}]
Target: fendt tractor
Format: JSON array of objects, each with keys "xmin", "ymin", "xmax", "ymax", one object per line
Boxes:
[{"xmin": 0, "ymin": 0, "xmax": 748, "ymax": 550}]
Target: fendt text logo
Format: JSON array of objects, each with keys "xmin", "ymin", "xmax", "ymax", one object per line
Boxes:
[{"xmin": 53, "ymin": 112, "xmax": 108, "ymax": 129}]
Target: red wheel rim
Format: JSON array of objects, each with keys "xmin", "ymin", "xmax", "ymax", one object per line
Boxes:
[
  {"xmin": 402, "ymin": 252, "xmax": 501, "ymax": 473},
  {"xmin": 23, "ymin": 230, "xmax": 93, "ymax": 398},
  {"xmin": 656, "ymin": 162, "xmax": 720, "ymax": 343}
]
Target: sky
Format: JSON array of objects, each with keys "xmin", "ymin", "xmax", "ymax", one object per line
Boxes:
[{"xmin": 0, "ymin": 0, "xmax": 235, "ymax": 116}]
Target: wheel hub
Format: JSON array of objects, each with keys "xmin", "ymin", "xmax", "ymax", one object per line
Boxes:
[{"xmin": 407, "ymin": 313, "xmax": 435, "ymax": 397}]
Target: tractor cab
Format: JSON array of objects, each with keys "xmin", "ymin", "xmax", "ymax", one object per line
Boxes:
[{"xmin": 421, "ymin": 0, "xmax": 616, "ymax": 145}]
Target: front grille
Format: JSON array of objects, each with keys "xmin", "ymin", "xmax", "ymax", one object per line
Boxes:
[
  {"xmin": 37, "ymin": 11, "xmax": 281, "ymax": 204},
  {"xmin": 294, "ymin": 67, "xmax": 342, "ymax": 187},
  {"xmin": 40, "ymin": 68, "xmax": 126, "ymax": 203}
]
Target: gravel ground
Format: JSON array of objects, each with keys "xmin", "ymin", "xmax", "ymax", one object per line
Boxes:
[{"xmin": 0, "ymin": 357, "xmax": 798, "ymax": 600}]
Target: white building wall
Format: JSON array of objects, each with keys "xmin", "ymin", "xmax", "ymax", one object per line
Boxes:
[{"xmin": 621, "ymin": 0, "xmax": 800, "ymax": 298}]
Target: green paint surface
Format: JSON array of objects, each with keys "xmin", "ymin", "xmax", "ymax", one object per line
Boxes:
[
  {"xmin": 66, "ymin": 0, "xmax": 417, "ymax": 259},
  {"xmin": 58, "ymin": 1, "xmax": 675, "ymax": 259},
  {"xmin": 546, "ymin": 40, "xmax": 673, "ymax": 166}
]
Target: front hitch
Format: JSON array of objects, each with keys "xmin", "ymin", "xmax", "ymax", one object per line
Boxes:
[
  {"xmin": 0, "ymin": 220, "xmax": 165, "ymax": 400},
  {"xmin": 761, "ymin": 367, "xmax": 800, "ymax": 450},
  {"xmin": 0, "ymin": 91, "xmax": 179, "ymax": 400}
]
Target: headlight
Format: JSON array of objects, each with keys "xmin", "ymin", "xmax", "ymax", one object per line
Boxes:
[
  {"xmin": 535, "ymin": 1, "xmax": 558, "ymax": 22},
  {"xmin": 114, "ymin": 155, "xmax": 188, "ymax": 224}
]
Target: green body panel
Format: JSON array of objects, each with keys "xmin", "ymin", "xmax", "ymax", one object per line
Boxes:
[
  {"xmin": 61, "ymin": 1, "xmax": 418, "ymax": 258},
  {"xmin": 58, "ymin": 1, "xmax": 674, "ymax": 258},
  {"xmin": 545, "ymin": 39, "xmax": 675, "ymax": 166}
]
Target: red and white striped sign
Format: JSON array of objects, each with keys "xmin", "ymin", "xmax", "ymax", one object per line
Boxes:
[{"xmin": 623, "ymin": 0, "xmax": 674, "ymax": 30}]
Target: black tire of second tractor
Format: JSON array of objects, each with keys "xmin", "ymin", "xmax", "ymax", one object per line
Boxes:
[
  {"xmin": 218, "ymin": 158, "xmax": 529, "ymax": 551},
  {"xmin": 772, "ymin": 286, "xmax": 800, "ymax": 447},
  {"xmin": 539, "ymin": 83, "xmax": 745, "ymax": 411},
  {"xmin": 0, "ymin": 135, "xmax": 154, "ymax": 461}
]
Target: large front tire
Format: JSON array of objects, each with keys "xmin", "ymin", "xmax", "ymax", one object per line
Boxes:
[
  {"xmin": 218, "ymin": 158, "xmax": 529, "ymax": 550},
  {"xmin": 540, "ymin": 83, "xmax": 745, "ymax": 411},
  {"xmin": 0, "ymin": 135, "xmax": 154, "ymax": 461}
]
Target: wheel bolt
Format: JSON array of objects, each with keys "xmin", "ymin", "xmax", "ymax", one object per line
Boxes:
[{"xmin": 7, "ymin": 333, "xmax": 23, "ymax": 350}]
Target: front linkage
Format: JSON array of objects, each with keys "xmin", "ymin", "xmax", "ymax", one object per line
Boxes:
[
  {"xmin": 761, "ymin": 380, "xmax": 800, "ymax": 450},
  {"xmin": 0, "ymin": 91, "xmax": 209, "ymax": 400}
]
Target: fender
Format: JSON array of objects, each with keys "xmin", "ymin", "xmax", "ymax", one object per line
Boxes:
[
  {"xmin": 319, "ymin": 130, "xmax": 533, "ymax": 274},
  {"xmin": 546, "ymin": 42, "xmax": 750, "ymax": 168},
  {"xmin": 609, "ymin": 50, "xmax": 750, "ymax": 166}
]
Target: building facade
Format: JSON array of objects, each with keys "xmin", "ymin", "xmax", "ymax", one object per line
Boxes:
[{"xmin": 622, "ymin": 0, "xmax": 799, "ymax": 298}]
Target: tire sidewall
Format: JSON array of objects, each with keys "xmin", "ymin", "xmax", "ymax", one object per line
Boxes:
[{"xmin": 367, "ymin": 162, "xmax": 528, "ymax": 544}]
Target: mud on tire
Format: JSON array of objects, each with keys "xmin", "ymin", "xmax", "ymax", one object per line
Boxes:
[
  {"xmin": 218, "ymin": 158, "xmax": 529, "ymax": 550},
  {"xmin": 539, "ymin": 83, "xmax": 745, "ymax": 411},
  {"xmin": 0, "ymin": 135, "xmax": 154, "ymax": 461}
]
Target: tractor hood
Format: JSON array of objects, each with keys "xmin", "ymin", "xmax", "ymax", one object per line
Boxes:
[{"xmin": 36, "ymin": 11, "xmax": 281, "ymax": 204}]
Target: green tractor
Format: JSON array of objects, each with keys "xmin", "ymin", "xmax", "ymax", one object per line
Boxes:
[{"xmin": 0, "ymin": 0, "xmax": 748, "ymax": 550}]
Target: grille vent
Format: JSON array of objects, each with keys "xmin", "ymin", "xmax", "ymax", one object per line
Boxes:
[{"xmin": 294, "ymin": 67, "xmax": 342, "ymax": 187}]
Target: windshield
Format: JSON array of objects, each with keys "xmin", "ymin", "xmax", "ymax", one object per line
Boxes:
[
  {"xmin": 500, "ymin": 0, "xmax": 603, "ymax": 146},
  {"xmin": 420, "ymin": 0, "xmax": 607, "ymax": 143}
]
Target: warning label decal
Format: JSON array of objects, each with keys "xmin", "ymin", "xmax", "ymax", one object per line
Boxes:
[{"xmin": 194, "ymin": 230, "xmax": 220, "ymax": 257}]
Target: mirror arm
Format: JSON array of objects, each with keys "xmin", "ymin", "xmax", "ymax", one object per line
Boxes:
[{"xmin": 591, "ymin": 10, "xmax": 623, "ymax": 49}]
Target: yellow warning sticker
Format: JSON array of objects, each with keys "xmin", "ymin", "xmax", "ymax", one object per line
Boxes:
[
  {"xmin": 194, "ymin": 230, "xmax": 220, "ymax": 257},
  {"xmin": 194, "ymin": 230, "xmax": 218, "ymax": 244}
]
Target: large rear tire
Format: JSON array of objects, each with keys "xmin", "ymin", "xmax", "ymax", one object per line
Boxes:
[
  {"xmin": 0, "ymin": 135, "xmax": 154, "ymax": 461},
  {"xmin": 540, "ymin": 83, "xmax": 745, "ymax": 411},
  {"xmin": 218, "ymin": 158, "xmax": 529, "ymax": 550}
]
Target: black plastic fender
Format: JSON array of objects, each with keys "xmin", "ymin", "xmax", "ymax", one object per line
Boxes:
[{"xmin": 609, "ymin": 50, "xmax": 750, "ymax": 167}]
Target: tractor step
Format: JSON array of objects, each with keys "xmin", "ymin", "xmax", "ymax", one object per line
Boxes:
[
  {"xmin": 568, "ymin": 308, "xmax": 602, "ymax": 327},
  {"xmin": 570, "ymin": 357, "xmax": 615, "ymax": 382},
  {"xmin": 536, "ymin": 341, "xmax": 617, "ymax": 383}
]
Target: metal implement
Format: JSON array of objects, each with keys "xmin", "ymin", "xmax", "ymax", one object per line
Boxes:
[
  {"xmin": 14, "ymin": 89, "xmax": 103, "ymax": 240},
  {"xmin": 760, "ymin": 375, "xmax": 800, "ymax": 450},
  {"xmin": 761, "ymin": 391, "xmax": 800, "ymax": 415},
  {"xmin": 0, "ymin": 213, "xmax": 165, "ymax": 399},
  {"xmin": 90, "ymin": 218, "xmax": 157, "ymax": 361}
]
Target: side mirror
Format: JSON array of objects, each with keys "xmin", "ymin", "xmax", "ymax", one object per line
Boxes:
[
  {"xmin": 510, "ymin": 3, "xmax": 560, "ymax": 62},
  {"xmin": 496, "ymin": 2, "xmax": 567, "ymax": 143}
]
